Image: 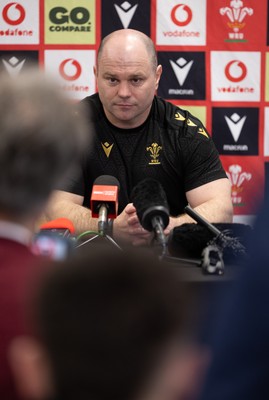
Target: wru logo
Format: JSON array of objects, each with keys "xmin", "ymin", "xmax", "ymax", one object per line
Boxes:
[{"xmin": 146, "ymin": 143, "xmax": 162, "ymax": 165}]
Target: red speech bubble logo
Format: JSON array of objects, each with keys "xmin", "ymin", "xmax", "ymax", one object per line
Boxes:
[
  {"xmin": 2, "ymin": 2, "xmax": 25, "ymax": 25},
  {"xmin": 171, "ymin": 4, "xmax": 192, "ymax": 27},
  {"xmin": 59, "ymin": 59, "xmax": 82, "ymax": 81},
  {"xmin": 225, "ymin": 60, "xmax": 247, "ymax": 83}
]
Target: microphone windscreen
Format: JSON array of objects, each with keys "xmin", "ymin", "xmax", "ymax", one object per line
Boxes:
[
  {"xmin": 168, "ymin": 223, "xmax": 252, "ymax": 263},
  {"xmin": 93, "ymin": 175, "xmax": 120, "ymax": 189},
  {"xmin": 131, "ymin": 178, "xmax": 169, "ymax": 231},
  {"xmin": 40, "ymin": 217, "xmax": 75, "ymax": 234}
]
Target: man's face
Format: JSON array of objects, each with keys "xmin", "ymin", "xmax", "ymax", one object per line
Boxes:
[{"xmin": 95, "ymin": 38, "xmax": 162, "ymax": 129}]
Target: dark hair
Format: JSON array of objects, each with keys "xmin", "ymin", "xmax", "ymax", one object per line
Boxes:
[
  {"xmin": 33, "ymin": 246, "xmax": 190, "ymax": 400},
  {"xmin": 0, "ymin": 69, "xmax": 88, "ymax": 218}
]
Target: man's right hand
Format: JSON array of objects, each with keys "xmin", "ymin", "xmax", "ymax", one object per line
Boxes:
[{"xmin": 113, "ymin": 203, "xmax": 152, "ymax": 246}]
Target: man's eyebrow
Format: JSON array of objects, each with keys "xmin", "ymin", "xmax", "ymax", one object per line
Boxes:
[
  {"xmin": 102, "ymin": 72, "xmax": 146, "ymax": 79},
  {"xmin": 103, "ymin": 72, "xmax": 118, "ymax": 77},
  {"xmin": 129, "ymin": 73, "xmax": 144, "ymax": 77}
]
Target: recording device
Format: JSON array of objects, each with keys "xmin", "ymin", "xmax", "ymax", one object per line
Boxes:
[
  {"xmin": 90, "ymin": 175, "xmax": 120, "ymax": 235},
  {"xmin": 168, "ymin": 205, "xmax": 250, "ymax": 275},
  {"xmin": 33, "ymin": 218, "xmax": 76, "ymax": 260},
  {"xmin": 39, "ymin": 217, "xmax": 75, "ymax": 237},
  {"xmin": 131, "ymin": 178, "xmax": 169, "ymax": 248}
]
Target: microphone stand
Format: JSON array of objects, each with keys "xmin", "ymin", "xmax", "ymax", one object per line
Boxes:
[
  {"xmin": 76, "ymin": 230, "xmax": 122, "ymax": 251},
  {"xmin": 76, "ymin": 203, "xmax": 122, "ymax": 250},
  {"xmin": 184, "ymin": 205, "xmax": 225, "ymax": 274},
  {"xmin": 76, "ymin": 216, "xmax": 122, "ymax": 251}
]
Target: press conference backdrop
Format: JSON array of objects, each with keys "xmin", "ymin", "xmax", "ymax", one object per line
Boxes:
[{"xmin": 0, "ymin": 0, "xmax": 269, "ymax": 224}]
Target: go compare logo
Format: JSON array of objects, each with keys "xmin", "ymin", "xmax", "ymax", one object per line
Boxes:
[
  {"xmin": 45, "ymin": 0, "xmax": 95, "ymax": 44},
  {"xmin": 48, "ymin": 6, "xmax": 91, "ymax": 32}
]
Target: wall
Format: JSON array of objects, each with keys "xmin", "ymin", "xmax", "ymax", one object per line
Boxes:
[{"xmin": 0, "ymin": 0, "xmax": 268, "ymax": 224}]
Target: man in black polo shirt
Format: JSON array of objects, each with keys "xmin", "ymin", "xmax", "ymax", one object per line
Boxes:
[{"xmin": 46, "ymin": 29, "xmax": 233, "ymax": 246}]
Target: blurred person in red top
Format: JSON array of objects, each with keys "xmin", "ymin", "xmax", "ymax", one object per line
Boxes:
[
  {"xmin": 0, "ymin": 69, "xmax": 88, "ymax": 400},
  {"xmin": 9, "ymin": 246, "xmax": 209, "ymax": 400}
]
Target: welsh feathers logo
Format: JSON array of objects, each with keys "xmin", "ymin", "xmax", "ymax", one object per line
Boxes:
[
  {"xmin": 146, "ymin": 143, "xmax": 162, "ymax": 165},
  {"xmin": 226, "ymin": 164, "xmax": 252, "ymax": 206},
  {"xmin": 220, "ymin": 0, "xmax": 254, "ymax": 42}
]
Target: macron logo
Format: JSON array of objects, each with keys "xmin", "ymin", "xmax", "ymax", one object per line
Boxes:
[
  {"xmin": 114, "ymin": 1, "xmax": 138, "ymax": 28},
  {"xmin": 225, "ymin": 113, "xmax": 247, "ymax": 142},
  {"xmin": 2, "ymin": 56, "xmax": 25, "ymax": 76},
  {"xmin": 169, "ymin": 57, "xmax": 193, "ymax": 86}
]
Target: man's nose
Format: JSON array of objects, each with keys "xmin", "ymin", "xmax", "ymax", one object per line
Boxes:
[{"xmin": 117, "ymin": 81, "xmax": 131, "ymax": 97}]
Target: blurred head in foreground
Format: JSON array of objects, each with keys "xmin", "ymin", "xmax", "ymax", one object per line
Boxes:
[
  {"xmin": 0, "ymin": 69, "xmax": 88, "ymax": 227},
  {"xmin": 9, "ymin": 247, "xmax": 207, "ymax": 400},
  {"xmin": 0, "ymin": 68, "xmax": 88, "ymax": 399}
]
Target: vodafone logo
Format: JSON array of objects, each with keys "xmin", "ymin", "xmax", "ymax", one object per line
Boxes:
[
  {"xmin": 59, "ymin": 59, "xmax": 82, "ymax": 81},
  {"xmin": 2, "ymin": 2, "xmax": 25, "ymax": 25},
  {"xmin": 225, "ymin": 60, "xmax": 247, "ymax": 83},
  {"xmin": 171, "ymin": 4, "xmax": 192, "ymax": 27}
]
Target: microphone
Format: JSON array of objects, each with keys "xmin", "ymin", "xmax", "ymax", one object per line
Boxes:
[
  {"xmin": 131, "ymin": 178, "xmax": 169, "ymax": 247},
  {"xmin": 39, "ymin": 217, "xmax": 75, "ymax": 237},
  {"xmin": 90, "ymin": 175, "xmax": 120, "ymax": 235}
]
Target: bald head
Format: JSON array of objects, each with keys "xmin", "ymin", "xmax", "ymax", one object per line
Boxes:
[{"xmin": 97, "ymin": 29, "xmax": 158, "ymax": 71}]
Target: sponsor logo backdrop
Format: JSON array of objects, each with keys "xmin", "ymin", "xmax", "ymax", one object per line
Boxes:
[{"xmin": 0, "ymin": 0, "xmax": 268, "ymax": 221}]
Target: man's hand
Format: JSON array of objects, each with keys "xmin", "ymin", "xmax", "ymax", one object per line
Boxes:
[{"xmin": 113, "ymin": 203, "xmax": 152, "ymax": 246}]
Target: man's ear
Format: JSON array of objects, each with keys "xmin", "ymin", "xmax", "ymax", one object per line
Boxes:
[
  {"xmin": 8, "ymin": 336, "xmax": 54, "ymax": 400},
  {"xmin": 93, "ymin": 65, "xmax": 98, "ymax": 78},
  {"xmin": 155, "ymin": 64, "xmax": 162, "ymax": 91}
]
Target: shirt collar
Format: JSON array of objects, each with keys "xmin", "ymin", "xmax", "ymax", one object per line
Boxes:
[{"xmin": 0, "ymin": 221, "xmax": 33, "ymax": 246}]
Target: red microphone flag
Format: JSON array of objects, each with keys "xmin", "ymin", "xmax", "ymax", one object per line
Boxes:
[{"xmin": 90, "ymin": 184, "xmax": 119, "ymax": 219}]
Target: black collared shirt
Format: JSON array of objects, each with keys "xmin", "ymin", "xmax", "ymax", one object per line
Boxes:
[{"xmin": 63, "ymin": 94, "xmax": 227, "ymax": 216}]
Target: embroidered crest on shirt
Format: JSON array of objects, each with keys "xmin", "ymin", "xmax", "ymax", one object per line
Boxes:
[
  {"xmin": 101, "ymin": 142, "xmax": 114, "ymax": 158},
  {"xmin": 146, "ymin": 142, "xmax": 162, "ymax": 165}
]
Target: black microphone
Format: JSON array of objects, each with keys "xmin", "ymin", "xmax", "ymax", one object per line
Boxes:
[
  {"xmin": 90, "ymin": 175, "xmax": 120, "ymax": 235},
  {"xmin": 131, "ymin": 178, "xmax": 169, "ymax": 247}
]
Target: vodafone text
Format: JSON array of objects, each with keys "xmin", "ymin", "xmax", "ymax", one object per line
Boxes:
[
  {"xmin": 0, "ymin": 29, "xmax": 33, "ymax": 36},
  {"xmin": 217, "ymin": 86, "xmax": 254, "ymax": 93},
  {"xmin": 163, "ymin": 30, "xmax": 200, "ymax": 37}
]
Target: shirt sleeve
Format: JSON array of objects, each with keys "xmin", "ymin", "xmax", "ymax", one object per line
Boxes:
[
  {"xmin": 56, "ymin": 165, "xmax": 85, "ymax": 196},
  {"xmin": 178, "ymin": 118, "xmax": 227, "ymax": 192}
]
